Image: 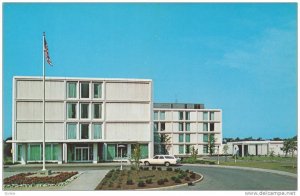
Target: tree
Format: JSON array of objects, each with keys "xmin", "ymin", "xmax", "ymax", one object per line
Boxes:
[
  {"xmin": 281, "ymin": 140, "xmax": 290, "ymax": 157},
  {"xmin": 131, "ymin": 143, "xmax": 141, "ymax": 170},
  {"xmin": 159, "ymin": 134, "xmax": 171, "ymax": 155},
  {"xmin": 3, "ymin": 137, "xmax": 12, "ymax": 158},
  {"xmin": 208, "ymin": 134, "xmax": 216, "ymax": 156},
  {"xmin": 289, "ymin": 140, "xmax": 297, "ymax": 158},
  {"xmin": 223, "ymin": 144, "xmax": 229, "ymax": 162},
  {"xmin": 190, "ymin": 146, "xmax": 198, "ymax": 161}
]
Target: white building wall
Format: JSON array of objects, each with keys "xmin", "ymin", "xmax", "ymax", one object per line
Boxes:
[
  {"xmin": 105, "ymin": 123, "xmax": 150, "ymax": 141},
  {"xmin": 165, "ymin": 112, "xmax": 172, "ymax": 121},
  {"xmin": 106, "ymin": 103, "xmax": 150, "ymax": 121},
  {"xmin": 106, "ymin": 82, "xmax": 150, "ymax": 101},
  {"xmin": 190, "ymin": 112, "xmax": 197, "ymax": 121},
  {"xmin": 165, "ymin": 123, "xmax": 172, "ymax": 131},
  {"xmin": 17, "ymin": 102, "xmax": 43, "ymax": 120},
  {"xmin": 190, "ymin": 123, "xmax": 197, "ymax": 132}
]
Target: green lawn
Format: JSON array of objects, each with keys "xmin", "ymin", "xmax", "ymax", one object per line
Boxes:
[{"xmin": 219, "ymin": 156, "xmax": 297, "ymax": 174}]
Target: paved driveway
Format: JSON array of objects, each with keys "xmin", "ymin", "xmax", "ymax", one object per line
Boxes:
[
  {"xmin": 167, "ymin": 165, "xmax": 297, "ymax": 190},
  {"xmin": 3, "ymin": 164, "xmax": 297, "ymax": 191}
]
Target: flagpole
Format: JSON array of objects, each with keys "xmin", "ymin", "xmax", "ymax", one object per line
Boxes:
[{"xmin": 42, "ymin": 32, "xmax": 46, "ymax": 171}]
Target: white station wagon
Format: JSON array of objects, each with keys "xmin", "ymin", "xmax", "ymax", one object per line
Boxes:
[{"xmin": 140, "ymin": 155, "xmax": 179, "ymax": 166}]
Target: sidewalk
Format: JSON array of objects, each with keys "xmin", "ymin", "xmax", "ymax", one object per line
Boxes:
[{"xmin": 61, "ymin": 170, "xmax": 109, "ymax": 191}]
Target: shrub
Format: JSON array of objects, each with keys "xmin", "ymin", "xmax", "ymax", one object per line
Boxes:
[
  {"xmin": 108, "ymin": 182, "xmax": 113, "ymax": 187},
  {"xmin": 185, "ymin": 176, "xmax": 190, "ymax": 181},
  {"xmin": 157, "ymin": 167, "xmax": 162, "ymax": 171},
  {"xmin": 138, "ymin": 180, "xmax": 145, "ymax": 187},
  {"xmin": 174, "ymin": 168, "xmax": 181, "ymax": 173},
  {"xmin": 152, "ymin": 166, "xmax": 156, "ymax": 170},
  {"xmin": 174, "ymin": 177, "xmax": 181, "ymax": 183},
  {"xmin": 166, "ymin": 167, "xmax": 173, "ymax": 171},
  {"xmin": 157, "ymin": 179, "xmax": 165, "ymax": 185},
  {"xmin": 130, "ymin": 166, "xmax": 136, "ymax": 170},
  {"xmin": 126, "ymin": 179, "xmax": 133, "ymax": 185},
  {"xmin": 144, "ymin": 167, "xmax": 149, "ymax": 171},
  {"xmin": 178, "ymin": 172, "xmax": 187, "ymax": 179},
  {"xmin": 145, "ymin": 178, "xmax": 152, "ymax": 184},
  {"xmin": 190, "ymin": 173, "xmax": 196, "ymax": 179},
  {"xmin": 164, "ymin": 178, "xmax": 169, "ymax": 182},
  {"xmin": 171, "ymin": 176, "xmax": 177, "ymax": 181},
  {"xmin": 139, "ymin": 166, "xmax": 144, "ymax": 170}
]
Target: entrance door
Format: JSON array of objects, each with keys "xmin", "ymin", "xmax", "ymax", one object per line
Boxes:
[{"xmin": 75, "ymin": 147, "xmax": 90, "ymax": 161}]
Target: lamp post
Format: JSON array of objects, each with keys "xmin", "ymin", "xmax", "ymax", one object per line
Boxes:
[
  {"xmin": 118, "ymin": 145, "xmax": 126, "ymax": 170},
  {"xmin": 217, "ymin": 145, "xmax": 220, "ymax": 165}
]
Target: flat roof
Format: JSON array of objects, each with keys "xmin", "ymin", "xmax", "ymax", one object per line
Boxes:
[
  {"xmin": 13, "ymin": 76, "xmax": 152, "ymax": 82},
  {"xmin": 153, "ymin": 103, "xmax": 205, "ymax": 109}
]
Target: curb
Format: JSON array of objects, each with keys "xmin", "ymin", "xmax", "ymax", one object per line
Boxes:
[
  {"xmin": 135, "ymin": 172, "xmax": 204, "ymax": 191},
  {"xmin": 182, "ymin": 164, "xmax": 297, "ymax": 178}
]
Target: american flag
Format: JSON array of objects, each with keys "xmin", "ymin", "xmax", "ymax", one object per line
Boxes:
[{"xmin": 44, "ymin": 37, "xmax": 53, "ymax": 66}]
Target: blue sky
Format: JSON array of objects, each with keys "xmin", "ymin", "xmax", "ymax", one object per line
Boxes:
[{"xmin": 3, "ymin": 3, "xmax": 297, "ymax": 140}]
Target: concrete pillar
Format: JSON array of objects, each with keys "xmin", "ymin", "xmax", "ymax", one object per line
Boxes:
[
  {"xmin": 103, "ymin": 143, "xmax": 107, "ymax": 161},
  {"xmin": 93, "ymin": 143, "xmax": 98, "ymax": 164},
  {"xmin": 127, "ymin": 144, "xmax": 131, "ymax": 159},
  {"xmin": 63, "ymin": 143, "xmax": 68, "ymax": 163},
  {"xmin": 57, "ymin": 143, "xmax": 63, "ymax": 164},
  {"xmin": 242, "ymin": 144, "xmax": 244, "ymax": 157},
  {"xmin": 21, "ymin": 144, "xmax": 27, "ymax": 165}
]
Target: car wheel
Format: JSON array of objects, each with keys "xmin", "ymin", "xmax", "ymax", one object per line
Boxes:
[
  {"xmin": 165, "ymin": 162, "xmax": 170, "ymax": 167},
  {"xmin": 144, "ymin": 161, "xmax": 150, "ymax": 166}
]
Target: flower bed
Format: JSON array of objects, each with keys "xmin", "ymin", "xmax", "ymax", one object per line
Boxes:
[
  {"xmin": 95, "ymin": 167, "xmax": 202, "ymax": 190},
  {"xmin": 4, "ymin": 171, "xmax": 79, "ymax": 188}
]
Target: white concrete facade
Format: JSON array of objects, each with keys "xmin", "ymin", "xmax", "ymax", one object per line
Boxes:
[
  {"xmin": 225, "ymin": 141, "xmax": 287, "ymax": 157},
  {"xmin": 153, "ymin": 103, "xmax": 222, "ymax": 156},
  {"xmin": 12, "ymin": 76, "xmax": 153, "ymax": 164}
]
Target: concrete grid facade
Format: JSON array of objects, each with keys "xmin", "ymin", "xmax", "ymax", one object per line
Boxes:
[
  {"xmin": 153, "ymin": 103, "xmax": 222, "ymax": 156},
  {"xmin": 11, "ymin": 76, "xmax": 223, "ymax": 164},
  {"xmin": 12, "ymin": 76, "xmax": 153, "ymax": 164}
]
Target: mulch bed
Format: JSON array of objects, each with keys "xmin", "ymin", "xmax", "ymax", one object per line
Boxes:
[
  {"xmin": 4, "ymin": 172, "xmax": 78, "ymax": 185},
  {"xmin": 95, "ymin": 167, "xmax": 201, "ymax": 190}
]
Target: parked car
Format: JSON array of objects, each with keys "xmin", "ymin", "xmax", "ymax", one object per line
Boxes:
[{"xmin": 140, "ymin": 155, "xmax": 179, "ymax": 166}]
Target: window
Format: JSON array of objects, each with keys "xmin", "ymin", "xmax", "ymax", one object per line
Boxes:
[
  {"xmin": 81, "ymin": 103, "xmax": 89, "ymax": 119},
  {"xmin": 179, "ymin": 123, "xmax": 184, "ymax": 131},
  {"xmin": 186, "ymin": 145, "xmax": 191, "ymax": 154},
  {"xmin": 179, "ymin": 134, "xmax": 184, "ymax": 142},
  {"xmin": 153, "ymin": 155, "xmax": 159, "ymax": 159},
  {"xmin": 17, "ymin": 144, "xmax": 22, "ymax": 161},
  {"xmin": 67, "ymin": 82, "xmax": 77, "ymax": 98},
  {"xmin": 93, "ymin": 124, "xmax": 102, "ymax": 139},
  {"xmin": 160, "ymin": 112, "xmax": 165, "ymax": 120},
  {"xmin": 93, "ymin": 83, "xmax": 102, "ymax": 98},
  {"xmin": 93, "ymin": 103, "xmax": 102, "ymax": 119},
  {"xmin": 179, "ymin": 145, "xmax": 184, "ymax": 154},
  {"xmin": 28, "ymin": 144, "xmax": 41, "ymax": 161},
  {"xmin": 185, "ymin": 123, "xmax": 190, "ymax": 131},
  {"xmin": 203, "ymin": 123, "xmax": 208, "ymax": 131},
  {"xmin": 159, "ymin": 156, "xmax": 164, "ymax": 159},
  {"xmin": 179, "ymin": 112, "xmax": 184, "ymax": 120},
  {"xmin": 80, "ymin": 124, "xmax": 89, "ymax": 139},
  {"xmin": 154, "ymin": 133, "xmax": 160, "ymax": 142},
  {"xmin": 160, "ymin": 123, "xmax": 165, "ymax": 131},
  {"xmin": 185, "ymin": 134, "xmax": 190, "ymax": 142},
  {"xmin": 203, "ymin": 112, "xmax": 208, "ymax": 120},
  {"xmin": 203, "ymin": 145, "xmax": 208, "ymax": 153},
  {"xmin": 203, "ymin": 134, "xmax": 208, "ymax": 142},
  {"xmin": 154, "ymin": 111, "xmax": 158, "ymax": 120},
  {"xmin": 185, "ymin": 112, "xmax": 190, "ymax": 120},
  {"xmin": 210, "ymin": 112, "xmax": 214, "ymax": 120},
  {"xmin": 81, "ymin": 82, "xmax": 89, "ymax": 98},
  {"xmin": 154, "ymin": 123, "xmax": 158, "ymax": 132},
  {"xmin": 210, "ymin": 123, "xmax": 215, "ymax": 131},
  {"xmin": 45, "ymin": 144, "xmax": 58, "ymax": 161},
  {"xmin": 67, "ymin": 103, "xmax": 77, "ymax": 119},
  {"xmin": 67, "ymin": 124, "xmax": 77, "ymax": 139}
]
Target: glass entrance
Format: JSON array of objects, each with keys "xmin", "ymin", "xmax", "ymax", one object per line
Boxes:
[{"xmin": 75, "ymin": 147, "xmax": 90, "ymax": 161}]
